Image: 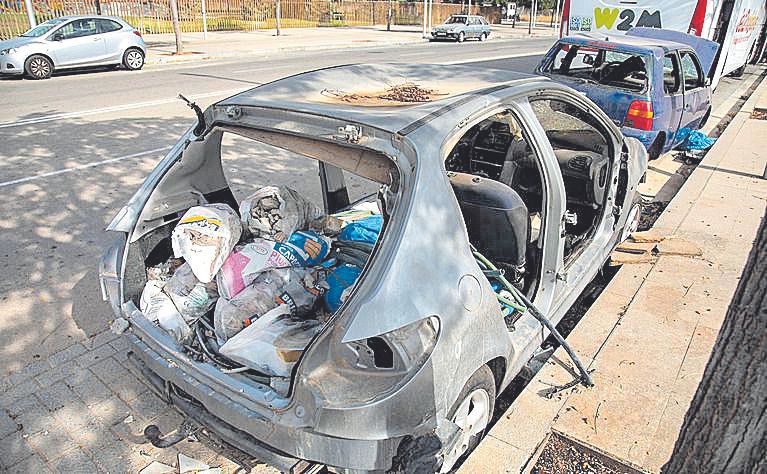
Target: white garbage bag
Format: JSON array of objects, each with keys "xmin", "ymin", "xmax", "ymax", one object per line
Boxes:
[
  {"xmin": 171, "ymin": 204, "xmax": 242, "ymax": 283},
  {"xmin": 144, "ymin": 290, "xmax": 192, "ymax": 343},
  {"xmin": 239, "ymin": 186, "xmax": 323, "ymax": 242},
  {"xmin": 140, "ymin": 279, "xmax": 165, "ymax": 314},
  {"xmin": 219, "ymin": 305, "xmax": 322, "ymax": 377}
]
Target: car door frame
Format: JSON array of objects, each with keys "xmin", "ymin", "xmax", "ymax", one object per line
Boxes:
[
  {"xmin": 521, "ymin": 88, "xmax": 624, "ymax": 317},
  {"xmin": 46, "ymin": 17, "xmax": 107, "ymax": 68},
  {"xmin": 439, "ymin": 100, "xmax": 567, "ymax": 316},
  {"xmin": 662, "ymin": 51, "xmax": 686, "ymax": 148},
  {"xmin": 96, "ymin": 18, "xmax": 127, "ymax": 63},
  {"xmin": 678, "ymin": 49, "xmax": 710, "ymax": 134}
]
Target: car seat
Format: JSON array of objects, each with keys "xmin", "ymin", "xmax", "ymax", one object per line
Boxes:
[{"xmin": 448, "ymin": 172, "xmax": 529, "ymax": 272}]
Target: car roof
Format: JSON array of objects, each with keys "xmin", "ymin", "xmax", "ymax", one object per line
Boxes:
[
  {"xmin": 219, "ymin": 63, "xmax": 541, "ymax": 135},
  {"xmin": 559, "ymin": 32, "xmax": 690, "ymax": 55}
]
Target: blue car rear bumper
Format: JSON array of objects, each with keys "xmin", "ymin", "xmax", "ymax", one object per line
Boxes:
[{"xmin": 620, "ymin": 127, "xmax": 661, "ymax": 151}]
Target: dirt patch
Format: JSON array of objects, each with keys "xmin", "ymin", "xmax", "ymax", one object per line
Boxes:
[
  {"xmin": 532, "ymin": 432, "xmax": 644, "ymax": 474},
  {"xmin": 320, "ymin": 82, "xmax": 447, "ymax": 106}
]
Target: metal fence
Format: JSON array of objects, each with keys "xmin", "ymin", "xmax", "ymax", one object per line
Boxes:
[{"xmin": 1, "ymin": 0, "xmax": 472, "ymax": 38}]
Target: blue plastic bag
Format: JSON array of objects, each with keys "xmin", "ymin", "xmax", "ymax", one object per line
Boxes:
[
  {"xmin": 324, "ymin": 264, "xmax": 363, "ymax": 312},
  {"xmin": 678, "ymin": 129, "xmax": 716, "ymax": 151},
  {"xmin": 339, "ymin": 215, "xmax": 383, "ymax": 245}
]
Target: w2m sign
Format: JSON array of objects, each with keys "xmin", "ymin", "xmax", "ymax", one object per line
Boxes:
[{"xmin": 566, "ymin": 1, "xmax": 701, "ymax": 35}]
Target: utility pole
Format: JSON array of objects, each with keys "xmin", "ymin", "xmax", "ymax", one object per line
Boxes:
[
  {"xmin": 554, "ymin": 0, "xmax": 562, "ymax": 36},
  {"xmin": 422, "ymin": 0, "xmax": 428, "ymax": 38},
  {"xmin": 169, "ymin": 0, "xmax": 183, "ymax": 54},
  {"xmin": 201, "ymin": 0, "xmax": 208, "ymax": 40},
  {"xmin": 387, "ymin": 0, "xmax": 392, "ymax": 31},
  {"xmin": 467, "ymin": 0, "xmax": 471, "ymax": 15},
  {"xmin": 23, "ymin": 0, "xmax": 36, "ymax": 29},
  {"xmin": 427, "ymin": 0, "xmax": 432, "ymax": 34},
  {"xmin": 276, "ymin": 0, "xmax": 282, "ymax": 36}
]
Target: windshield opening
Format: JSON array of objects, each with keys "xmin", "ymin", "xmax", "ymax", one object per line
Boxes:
[
  {"xmin": 445, "ymin": 16, "xmax": 467, "ymax": 24},
  {"xmin": 545, "ymin": 44, "xmax": 649, "ymax": 93},
  {"xmin": 21, "ymin": 18, "xmax": 66, "ymax": 37}
]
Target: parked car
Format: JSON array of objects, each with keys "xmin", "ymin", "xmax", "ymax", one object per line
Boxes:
[
  {"xmin": 0, "ymin": 15, "xmax": 145, "ymax": 79},
  {"xmin": 99, "ymin": 63, "xmax": 647, "ymax": 473},
  {"xmin": 536, "ymin": 28, "xmax": 719, "ymax": 159},
  {"xmin": 431, "ymin": 14, "xmax": 491, "ymax": 42}
]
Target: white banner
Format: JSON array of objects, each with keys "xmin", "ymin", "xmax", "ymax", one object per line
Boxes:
[
  {"xmin": 566, "ymin": 0, "xmax": 701, "ymax": 35},
  {"xmin": 720, "ymin": 0, "xmax": 766, "ymax": 75}
]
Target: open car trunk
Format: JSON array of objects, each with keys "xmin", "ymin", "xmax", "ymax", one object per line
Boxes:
[{"xmin": 119, "ymin": 126, "xmax": 399, "ymax": 401}]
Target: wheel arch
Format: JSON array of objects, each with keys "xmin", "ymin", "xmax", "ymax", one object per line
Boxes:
[
  {"xmin": 485, "ymin": 356, "xmax": 507, "ymax": 394},
  {"xmin": 25, "ymin": 52, "xmax": 56, "ymax": 69}
]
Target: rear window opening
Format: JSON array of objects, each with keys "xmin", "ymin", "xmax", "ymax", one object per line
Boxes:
[
  {"xmin": 123, "ymin": 127, "xmax": 398, "ymax": 397},
  {"xmin": 546, "ymin": 44, "xmax": 650, "ymax": 93}
]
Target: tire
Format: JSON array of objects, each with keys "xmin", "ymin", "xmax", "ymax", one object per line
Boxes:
[
  {"xmin": 24, "ymin": 55, "xmax": 53, "ymax": 80},
  {"xmin": 647, "ymin": 134, "xmax": 664, "ymax": 161},
  {"xmin": 388, "ymin": 365, "xmax": 496, "ymax": 474},
  {"xmin": 123, "ymin": 48, "xmax": 145, "ymax": 71},
  {"xmin": 479, "ymin": 32, "xmax": 487, "ymax": 42},
  {"xmin": 457, "ymin": 32, "xmax": 465, "ymax": 43}
]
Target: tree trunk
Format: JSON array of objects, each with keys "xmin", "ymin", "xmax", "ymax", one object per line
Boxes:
[
  {"xmin": 275, "ymin": 0, "xmax": 281, "ymax": 36},
  {"xmin": 663, "ymin": 207, "xmax": 767, "ymax": 473},
  {"xmin": 169, "ymin": 0, "xmax": 183, "ymax": 54}
]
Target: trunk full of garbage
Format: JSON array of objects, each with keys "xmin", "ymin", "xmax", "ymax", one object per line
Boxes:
[{"xmin": 139, "ymin": 185, "xmax": 383, "ymax": 396}]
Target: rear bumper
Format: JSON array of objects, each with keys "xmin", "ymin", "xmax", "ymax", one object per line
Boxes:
[
  {"xmin": 620, "ymin": 127, "xmax": 660, "ymax": 151},
  {"xmin": 123, "ymin": 326, "xmax": 403, "ymax": 471}
]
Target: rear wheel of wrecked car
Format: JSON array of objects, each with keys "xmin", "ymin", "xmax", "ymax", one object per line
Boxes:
[
  {"xmin": 123, "ymin": 48, "xmax": 145, "ymax": 71},
  {"xmin": 441, "ymin": 365, "xmax": 495, "ymax": 472},
  {"xmin": 24, "ymin": 55, "xmax": 53, "ymax": 80},
  {"xmin": 457, "ymin": 32, "xmax": 465, "ymax": 43}
]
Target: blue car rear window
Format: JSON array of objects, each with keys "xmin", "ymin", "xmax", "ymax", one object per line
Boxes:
[{"xmin": 545, "ymin": 44, "xmax": 650, "ymax": 93}]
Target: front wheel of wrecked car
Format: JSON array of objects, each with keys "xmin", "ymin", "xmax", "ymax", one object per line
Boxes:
[{"xmin": 389, "ymin": 365, "xmax": 495, "ymax": 473}]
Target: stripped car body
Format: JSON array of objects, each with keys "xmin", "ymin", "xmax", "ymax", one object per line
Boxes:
[
  {"xmin": 536, "ymin": 28, "xmax": 719, "ymax": 159},
  {"xmin": 100, "ymin": 64, "xmax": 647, "ymax": 472}
]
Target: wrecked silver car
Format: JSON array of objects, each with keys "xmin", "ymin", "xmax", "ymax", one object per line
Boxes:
[{"xmin": 99, "ymin": 64, "xmax": 648, "ymax": 473}]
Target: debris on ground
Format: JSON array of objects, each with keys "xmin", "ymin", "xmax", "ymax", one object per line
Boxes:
[
  {"xmin": 628, "ymin": 230, "xmax": 665, "ymax": 243},
  {"xmin": 123, "ymin": 414, "xmax": 134, "ymax": 424},
  {"xmin": 139, "ymin": 461, "xmax": 176, "ymax": 474},
  {"xmin": 532, "ymin": 432, "xmax": 643, "ymax": 474},
  {"xmin": 655, "ymin": 237, "xmax": 703, "ymax": 257},
  {"xmin": 178, "ymin": 452, "xmax": 210, "ymax": 473},
  {"xmin": 110, "ymin": 317, "xmax": 130, "ymax": 335}
]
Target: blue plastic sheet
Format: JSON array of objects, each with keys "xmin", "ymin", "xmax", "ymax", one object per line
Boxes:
[
  {"xmin": 324, "ymin": 264, "xmax": 363, "ymax": 312},
  {"xmin": 677, "ymin": 129, "xmax": 717, "ymax": 151}
]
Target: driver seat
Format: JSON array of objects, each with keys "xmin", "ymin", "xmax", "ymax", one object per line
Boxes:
[{"xmin": 448, "ymin": 172, "xmax": 528, "ymax": 270}]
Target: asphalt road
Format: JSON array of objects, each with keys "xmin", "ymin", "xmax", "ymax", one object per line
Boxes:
[{"xmin": 0, "ymin": 35, "xmax": 748, "ymax": 374}]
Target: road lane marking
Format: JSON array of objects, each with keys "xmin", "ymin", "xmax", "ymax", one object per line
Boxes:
[
  {"xmin": 0, "ymin": 146, "xmax": 171, "ymax": 188},
  {"xmin": 0, "ymin": 88, "xmax": 245, "ymax": 129}
]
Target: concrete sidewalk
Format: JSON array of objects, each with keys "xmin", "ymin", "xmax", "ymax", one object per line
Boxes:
[
  {"xmin": 459, "ymin": 71, "xmax": 767, "ymax": 472},
  {"xmin": 143, "ymin": 24, "xmax": 557, "ymax": 65}
]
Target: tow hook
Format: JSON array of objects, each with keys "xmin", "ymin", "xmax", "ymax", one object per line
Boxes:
[{"xmin": 143, "ymin": 419, "xmax": 198, "ymax": 448}]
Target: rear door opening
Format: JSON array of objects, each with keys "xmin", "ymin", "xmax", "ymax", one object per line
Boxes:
[{"xmin": 120, "ymin": 127, "xmax": 399, "ymax": 399}]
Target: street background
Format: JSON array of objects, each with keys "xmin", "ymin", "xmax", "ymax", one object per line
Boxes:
[{"xmin": 0, "ymin": 29, "xmax": 762, "ymax": 472}]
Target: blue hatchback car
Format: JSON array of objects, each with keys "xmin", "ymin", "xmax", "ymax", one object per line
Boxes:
[{"xmin": 536, "ymin": 28, "xmax": 719, "ymax": 159}]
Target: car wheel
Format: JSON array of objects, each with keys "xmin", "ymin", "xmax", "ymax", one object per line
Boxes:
[
  {"xmin": 24, "ymin": 55, "xmax": 53, "ymax": 80},
  {"xmin": 123, "ymin": 48, "xmax": 145, "ymax": 71},
  {"xmin": 479, "ymin": 32, "xmax": 487, "ymax": 42},
  {"xmin": 439, "ymin": 365, "xmax": 495, "ymax": 472},
  {"xmin": 457, "ymin": 32, "xmax": 465, "ymax": 43}
]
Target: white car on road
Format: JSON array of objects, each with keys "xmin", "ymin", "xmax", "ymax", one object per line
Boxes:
[{"xmin": 0, "ymin": 15, "xmax": 146, "ymax": 79}]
